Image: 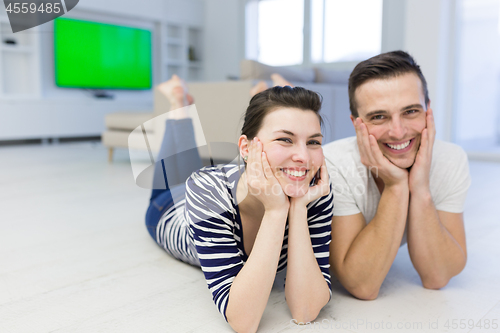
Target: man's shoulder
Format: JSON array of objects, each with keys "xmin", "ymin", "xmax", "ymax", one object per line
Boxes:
[{"xmin": 432, "ymin": 140, "xmax": 468, "ymax": 164}]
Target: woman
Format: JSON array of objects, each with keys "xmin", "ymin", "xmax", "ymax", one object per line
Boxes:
[{"xmin": 146, "ymin": 76, "xmax": 333, "ymax": 332}]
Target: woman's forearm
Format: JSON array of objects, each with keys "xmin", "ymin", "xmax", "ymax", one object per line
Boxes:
[
  {"xmin": 285, "ymin": 203, "xmax": 330, "ymax": 323},
  {"xmin": 226, "ymin": 209, "xmax": 288, "ymax": 333}
]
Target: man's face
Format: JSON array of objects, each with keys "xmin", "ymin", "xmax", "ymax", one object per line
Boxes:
[{"xmin": 353, "ymin": 72, "xmax": 427, "ymax": 169}]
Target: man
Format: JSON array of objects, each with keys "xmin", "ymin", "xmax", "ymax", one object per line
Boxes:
[{"xmin": 323, "ymin": 51, "xmax": 471, "ymax": 300}]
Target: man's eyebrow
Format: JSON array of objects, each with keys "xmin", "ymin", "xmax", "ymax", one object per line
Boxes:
[
  {"xmin": 365, "ymin": 110, "xmax": 388, "ymax": 118},
  {"xmin": 273, "ymin": 129, "xmax": 323, "ymax": 138},
  {"xmin": 401, "ymin": 104, "xmax": 424, "ymax": 111}
]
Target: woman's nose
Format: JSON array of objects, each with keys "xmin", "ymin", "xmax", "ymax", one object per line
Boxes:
[{"xmin": 291, "ymin": 143, "xmax": 310, "ymax": 163}]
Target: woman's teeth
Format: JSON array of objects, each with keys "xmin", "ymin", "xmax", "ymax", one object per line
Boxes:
[
  {"xmin": 282, "ymin": 169, "xmax": 307, "ymax": 177},
  {"xmin": 386, "ymin": 140, "xmax": 411, "ymax": 150}
]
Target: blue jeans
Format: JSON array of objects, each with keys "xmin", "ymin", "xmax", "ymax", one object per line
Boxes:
[
  {"xmin": 145, "ymin": 118, "xmax": 202, "ymax": 241},
  {"xmin": 145, "ymin": 183, "xmax": 187, "ymax": 240}
]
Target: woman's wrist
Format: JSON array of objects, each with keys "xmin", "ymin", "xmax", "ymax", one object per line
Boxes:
[
  {"xmin": 289, "ymin": 196, "xmax": 309, "ymax": 210},
  {"xmin": 264, "ymin": 206, "xmax": 289, "ymax": 218},
  {"xmin": 288, "ymin": 199, "xmax": 308, "ymax": 219}
]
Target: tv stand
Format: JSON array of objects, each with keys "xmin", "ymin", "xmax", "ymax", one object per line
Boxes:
[{"xmin": 92, "ymin": 90, "xmax": 114, "ymax": 99}]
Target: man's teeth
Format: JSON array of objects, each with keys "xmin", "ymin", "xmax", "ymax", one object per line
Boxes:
[
  {"xmin": 386, "ymin": 140, "xmax": 411, "ymax": 150},
  {"xmin": 282, "ymin": 169, "xmax": 307, "ymax": 177}
]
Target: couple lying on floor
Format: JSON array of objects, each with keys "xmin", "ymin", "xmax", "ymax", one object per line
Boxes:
[{"xmin": 144, "ymin": 51, "xmax": 471, "ymax": 332}]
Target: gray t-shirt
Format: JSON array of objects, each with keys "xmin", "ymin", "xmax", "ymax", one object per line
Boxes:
[{"xmin": 323, "ymin": 137, "xmax": 471, "ymax": 246}]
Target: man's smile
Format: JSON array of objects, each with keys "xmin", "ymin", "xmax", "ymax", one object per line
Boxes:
[{"xmin": 382, "ymin": 138, "xmax": 416, "ymax": 154}]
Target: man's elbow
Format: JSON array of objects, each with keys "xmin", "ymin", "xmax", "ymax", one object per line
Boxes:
[
  {"xmin": 422, "ymin": 276, "xmax": 451, "ymax": 290},
  {"xmin": 421, "ymin": 262, "xmax": 466, "ymax": 290}
]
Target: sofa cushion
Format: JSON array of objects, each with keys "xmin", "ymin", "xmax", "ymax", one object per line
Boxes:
[
  {"xmin": 240, "ymin": 59, "xmax": 315, "ymax": 83},
  {"xmin": 314, "ymin": 68, "xmax": 351, "ymax": 85},
  {"xmin": 105, "ymin": 112, "xmax": 154, "ymax": 131}
]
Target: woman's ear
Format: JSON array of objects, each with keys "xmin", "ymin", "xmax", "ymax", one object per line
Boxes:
[{"xmin": 238, "ymin": 135, "xmax": 249, "ymax": 159}]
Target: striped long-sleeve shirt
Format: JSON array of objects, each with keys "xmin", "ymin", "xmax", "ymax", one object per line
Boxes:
[{"xmin": 158, "ymin": 163, "xmax": 333, "ymax": 321}]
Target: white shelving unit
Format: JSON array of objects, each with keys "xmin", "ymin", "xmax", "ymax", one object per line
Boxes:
[
  {"xmin": 0, "ymin": 15, "xmax": 41, "ymax": 99},
  {"xmin": 162, "ymin": 22, "xmax": 203, "ymax": 82}
]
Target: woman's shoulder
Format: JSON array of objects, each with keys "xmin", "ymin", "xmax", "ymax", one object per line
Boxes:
[{"xmin": 186, "ymin": 163, "xmax": 243, "ymax": 193}]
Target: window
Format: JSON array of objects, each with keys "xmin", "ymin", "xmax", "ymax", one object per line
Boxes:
[
  {"xmin": 454, "ymin": 0, "xmax": 500, "ymax": 152},
  {"xmin": 246, "ymin": 0, "xmax": 383, "ymax": 66},
  {"xmin": 311, "ymin": 0, "xmax": 383, "ymax": 63},
  {"xmin": 248, "ymin": 0, "xmax": 304, "ymax": 66}
]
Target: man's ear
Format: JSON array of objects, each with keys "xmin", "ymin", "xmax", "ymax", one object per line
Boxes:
[{"xmin": 350, "ymin": 115, "xmax": 356, "ymax": 127}]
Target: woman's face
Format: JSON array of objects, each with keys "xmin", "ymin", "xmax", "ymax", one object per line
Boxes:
[{"xmin": 246, "ymin": 107, "xmax": 324, "ymax": 198}]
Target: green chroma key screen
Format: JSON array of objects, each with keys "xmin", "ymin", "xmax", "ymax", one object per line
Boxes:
[{"xmin": 54, "ymin": 18, "xmax": 152, "ymax": 89}]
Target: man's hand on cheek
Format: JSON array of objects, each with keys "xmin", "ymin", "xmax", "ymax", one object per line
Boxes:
[
  {"xmin": 354, "ymin": 118, "xmax": 409, "ymax": 187},
  {"xmin": 409, "ymin": 108, "xmax": 436, "ymax": 195}
]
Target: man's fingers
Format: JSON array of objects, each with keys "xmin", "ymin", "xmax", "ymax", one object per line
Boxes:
[
  {"xmin": 427, "ymin": 108, "xmax": 436, "ymax": 149},
  {"xmin": 368, "ymin": 134, "xmax": 386, "ymax": 164},
  {"xmin": 419, "ymin": 128, "xmax": 428, "ymax": 157},
  {"xmin": 360, "ymin": 122, "xmax": 376, "ymax": 165}
]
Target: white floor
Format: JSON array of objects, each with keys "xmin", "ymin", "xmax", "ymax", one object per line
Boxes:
[{"xmin": 1, "ymin": 142, "xmax": 499, "ymax": 333}]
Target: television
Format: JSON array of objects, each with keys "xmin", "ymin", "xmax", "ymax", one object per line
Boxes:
[{"xmin": 54, "ymin": 18, "xmax": 152, "ymax": 90}]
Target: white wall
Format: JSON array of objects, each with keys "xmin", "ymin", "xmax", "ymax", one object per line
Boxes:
[
  {"xmin": 203, "ymin": 0, "xmax": 246, "ymax": 81},
  {"xmin": 402, "ymin": 0, "xmax": 456, "ymax": 142},
  {"xmin": 0, "ymin": 0, "xmax": 204, "ymax": 141}
]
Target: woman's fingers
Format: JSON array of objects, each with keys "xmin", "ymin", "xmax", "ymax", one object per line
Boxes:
[
  {"xmin": 261, "ymin": 151, "xmax": 274, "ymax": 181},
  {"xmin": 246, "ymin": 137, "xmax": 266, "ymax": 187},
  {"xmin": 319, "ymin": 158, "xmax": 329, "ymax": 184}
]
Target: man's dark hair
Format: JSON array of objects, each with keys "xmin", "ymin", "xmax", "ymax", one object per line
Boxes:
[{"xmin": 348, "ymin": 50, "xmax": 430, "ymax": 117}]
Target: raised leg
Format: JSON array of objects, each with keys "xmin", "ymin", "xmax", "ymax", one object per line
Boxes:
[{"xmin": 150, "ymin": 75, "xmax": 202, "ymax": 202}]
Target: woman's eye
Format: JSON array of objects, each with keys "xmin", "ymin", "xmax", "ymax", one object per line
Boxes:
[
  {"xmin": 308, "ymin": 140, "xmax": 321, "ymax": 145},
  {"xmin": 277, "ymin": 138, "xmax": 292, "ymax": 143}
]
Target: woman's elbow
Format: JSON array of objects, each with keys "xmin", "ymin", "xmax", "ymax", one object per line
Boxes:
[
  {"xmin": 290, "ymin": 299, "xmax": 329, "ymax": 324},
  {"xmin": 291, "ymin": 309, "xmax": 321, "ymax": 325},
  {"xmin": 228, "ymin": 317, "xmax": 259, "ymax": 333},
  {"xmin": 348, "ymin": 285, "xmax": 380, "ymax": 300}
]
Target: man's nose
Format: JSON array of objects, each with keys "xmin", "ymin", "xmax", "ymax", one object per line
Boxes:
[{"xmin": 388, "ymin": 117, "xmax": 406, "ymax": 139}]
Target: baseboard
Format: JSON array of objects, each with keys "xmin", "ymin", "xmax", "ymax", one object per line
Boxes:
[{"xmin": 0, "ymin": 136, "xmax": 102, "ymax": 146}]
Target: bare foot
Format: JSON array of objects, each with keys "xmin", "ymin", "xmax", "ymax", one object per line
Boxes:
[
  {"xmin": 271, "ymin": 73, "xmax": 294, "ymax": 87},
  {"xmin": 157, "ymin": 75, "xmax": 194, "ymax": 119},
  {"xmin": 250, "ymin": 80, "xmax": 269, "ymax": 97},
  {"xmin": 158, "ymin": 75, "xmax": 194, "ymax": 106}
]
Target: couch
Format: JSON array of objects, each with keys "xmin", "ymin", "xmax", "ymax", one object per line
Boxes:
[{"xmin": 102, "ymin": 60, "xmax": 354, "ymax": 166}]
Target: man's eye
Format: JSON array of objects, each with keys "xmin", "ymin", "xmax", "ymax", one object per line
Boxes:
[
  {"xmin": 277, "ymin": 138, "xmax": 292, "ymax": 143},
  {"xmin": 406, "ymin": 109, "xmax": 418, "ymax": 115},
  {"xmin": 371, "ymin": 115, "xmax": 384, "ymax": 120}
]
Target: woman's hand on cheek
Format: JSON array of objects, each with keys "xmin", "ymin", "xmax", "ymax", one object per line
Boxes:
[
  {"xmin": 290, "ymin": 158, "xmax": 330, "ymax": 207},
  {"xmin": 246, "ymin": 138, "xmax": 290, "ymax": 213}
]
